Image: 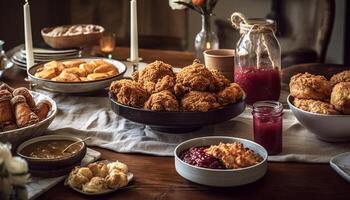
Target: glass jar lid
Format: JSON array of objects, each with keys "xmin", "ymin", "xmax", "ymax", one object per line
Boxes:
[{"xmin": 239, "ymin": 18, "xmax": 276, "ymax": 34}]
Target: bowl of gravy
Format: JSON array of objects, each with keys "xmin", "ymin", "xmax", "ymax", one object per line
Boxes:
[{"xmin": 17, "ymin": 135, "xmax": 86, "ymax": 177}]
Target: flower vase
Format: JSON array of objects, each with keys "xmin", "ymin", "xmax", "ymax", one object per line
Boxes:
[{"xmin": 194, "ymin": 14, "xmax": 219, "ymax": 62}]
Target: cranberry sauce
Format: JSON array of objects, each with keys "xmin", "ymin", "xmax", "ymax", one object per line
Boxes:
[
  {"xmin": 180, "ymin": 146, "xmax": 226, "ymax": 169},
  {"xmin": 234, "ymin": 66, "xmax": 281, "ymax": 105}
]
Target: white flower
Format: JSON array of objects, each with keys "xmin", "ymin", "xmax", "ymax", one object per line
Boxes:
[
  {"xmin": 0, "ymin": 143, "xmax": 12, "ymax": 163},
  {"xmin": 169, "ymin": 0, "xmax": 191, "ymax": 10},
  {"xmin": 5, "ymin": 157, "xmax": 28, "ymax": 174}
]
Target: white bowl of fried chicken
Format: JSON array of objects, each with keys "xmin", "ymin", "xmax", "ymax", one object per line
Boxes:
[
  {"xmin": 288, "ymin": 70, "xmax": 350, "ymax": 142},
  {"xmin": 109, "ymin": 60, "xmax": 246, "ymax": 133}
]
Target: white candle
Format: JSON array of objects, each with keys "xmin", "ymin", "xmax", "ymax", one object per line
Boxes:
[
  {"xmin": 24, "ymin": 0, "xmax": 34, "ymax": 69},
  {"xmin": 130, "ymin": 0, "xmax": 139, "ymax": 63}
]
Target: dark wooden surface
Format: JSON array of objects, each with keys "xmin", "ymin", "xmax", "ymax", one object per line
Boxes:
[{"xmin": 3, "ymin": 46, "xmax": 349, "ymax": 200}]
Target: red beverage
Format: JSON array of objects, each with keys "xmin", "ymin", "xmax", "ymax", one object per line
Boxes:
[
  {"xmin": 234, "ymin": 66, "xmax": 281, "ymax": 105},
  {"xmin": 252, "ymin": 101, "xmax": 283, "ymax": 155}
]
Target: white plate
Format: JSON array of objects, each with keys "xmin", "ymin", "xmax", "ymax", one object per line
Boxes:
[
  {"xmin": 28, "ymin": 57, "xmax": 127, "ymax": 93},
  {"xmin": 174, "ymin": 136, "xmax": 268, "ymax": 187},
  {"xmin": 21, "ymin": 47, "xmax": 79, "ymax": 55},
  {"xmin": 330, "ymin": 152, "xmax": 350, "ymax": 183}
]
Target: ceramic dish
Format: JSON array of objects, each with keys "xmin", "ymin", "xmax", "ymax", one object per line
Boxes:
[
  {"xmin": 0, "ymin": 91, "xmax": 57, "ymax": 148},
  {"xmin": 110, "ymin": 93, "xmax": 246, "ymax": 133},
  {"xmin": 287, "ymin": 95, "xmax": 350, "ymax": 142},
  {"xmin": 28, "ymin": 58, "xmax": 127, "ymax": 93},
  {"xmin": 330, "ymin": 152, "xmax": 350, "ymax": 183},
  {"xmin": 17, "ymin": 135, "xmax": 87, "ymax": 177},
  {"xmin": 174, "ymin": 136, "xmax": 268, "ymax": 187},
  {"xmin": 41, "ymin": 24, "xmax": 104, "ymax": 49}
]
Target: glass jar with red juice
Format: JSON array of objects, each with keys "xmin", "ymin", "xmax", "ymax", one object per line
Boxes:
[
  {"xmin": 252, "ymin": 101, "xmax": 283, "ymax": 155},
  {"xmin": 233, "ymin": 18, "xmax": 281, "ymax": 105}
]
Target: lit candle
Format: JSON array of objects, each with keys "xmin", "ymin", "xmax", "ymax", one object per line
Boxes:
[
  {"xmin": 24, "ymin": 0, "xmax": 34, "ymax": 69},
  {"xmin": 130, "ymin": 0, "xmax": 139, "ymax": 63}
]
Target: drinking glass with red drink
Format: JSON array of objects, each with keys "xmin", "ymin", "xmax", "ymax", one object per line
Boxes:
[{"xmin": 252, "ymin": 101, "xmax": 283, "ymax": 155}]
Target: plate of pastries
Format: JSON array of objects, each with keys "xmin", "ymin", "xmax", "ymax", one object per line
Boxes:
[
  {"xmin": 41, "ymin": 24, "xmax": 105, "ymax": 49},
  {"xmin": 109, "ymin": 59, "xmax": 246, "ymax": 133},
  {"xmin": 28, "ymin": 58, "xmax": 126, "ymax": 93},
  {"xmin": 0, "ymin": 83, "xmax": 57, "ymax": 145},
  {"xmin": 287, "ymin": 70, "xmax": 350, "ymax": 142},
  {"xmin": 66, "ymin": 160, "xmax": 133, "ymax": 195}
]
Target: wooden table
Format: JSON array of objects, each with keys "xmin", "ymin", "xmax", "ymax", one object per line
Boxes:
[{"xmin": 3, "ymin": 46, "xmax": 349, "ymax": 200}]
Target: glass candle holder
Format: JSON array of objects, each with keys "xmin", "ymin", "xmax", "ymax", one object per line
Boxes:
[
  {"xmin": 99, "ymin": 32, "xmax": 116, "ymax": 58},
  {"xmin": 252, "ymin": 101, "xmax": 283, "ymax": 155}
]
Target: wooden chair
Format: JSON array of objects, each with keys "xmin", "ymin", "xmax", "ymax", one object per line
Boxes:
[{"xmin": 215, "ymin": 0, "xmax": 335, "ymax": 68}]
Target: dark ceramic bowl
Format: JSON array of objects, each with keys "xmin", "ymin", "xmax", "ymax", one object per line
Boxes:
[
  {"xmin": 16, "ymin": 135, "xmax": 86, "ymax": 177},
  {"xmin": 109, "ymin": 93, "xmax": 246, "ymax": 133}
]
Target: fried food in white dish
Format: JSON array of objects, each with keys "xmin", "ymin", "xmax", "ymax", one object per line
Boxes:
[
  {"xmin": 293, "ymin": 98, "xmax": 340, "ymax": 115},
  {"xmin": 330, "ymin": 82, "xmax": 350, "ymax": 114},
  {"xmin": 88, "ymin": 162, "xmax": 109, "ymax": 178},
  {"xmin": 330, "ymin": 70, "xmax": 350, "ymax": 85}
]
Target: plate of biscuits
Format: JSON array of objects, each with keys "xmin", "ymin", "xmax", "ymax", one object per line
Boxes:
[
  {"xmin": 287, "ymin": 70, "xmax": 350, "ymax": 142},
  {"xmin": 28, "ymin": 58, "xmax": 126, "ymax": 93}
]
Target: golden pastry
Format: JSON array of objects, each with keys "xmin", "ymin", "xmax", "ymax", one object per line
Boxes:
[
  {"xmin": 107, "ymin": 161, "xmax": 129, "ymax": 174},
  {"xmin": 181, "ymin": 91, "xmax": 220, "ymax": 112},
  {"xmin": 13, "ymin": 87, "xmax": 36, "ymax": 110},
  {"xmin": 62, "ymin": 67, "xmax": 88, "ymax": 77},
  {"xmin": 330, "ymin": 82, "xmax": 350, "ymax": 114},
  {"xmin": 87, "ymin": 73, "xmax": 109, "ymax": 81},
  {"xmin": 88, "ymin": 162, "xmax": 109, "ymax": 178},
  {"xmin": 43, "ymin": 60, "xmax": 65, "ymax": 73},
  {"xmin": 289, "ymin": 72, "xmax": 332, "ymax": 100},
  {"xmin": 217, "ymin": 83, "xmax": 244, "ymax": 105},
  {"xmin": 294, "ymin": 98, "xmax": 340, "ymax": 115},
  {"xmin": 35, "ymin": 100, "xmax": 52, "ymax": 121},
  {"xmin": 144, "ymin": 90, "xmax": 179, "ymax": 111},
  {"xmin": 79, "ymin": 63, "xmax": 97, "ymax": 74},
  {"xmin": 330, "ymin": 70, "xmax": 350, "ymax": 85},
  {"xmin": 105, "ymin": 169, "xmax": 128, "ymax": 189},
  {"xmin": 11, "ymin": 95, "xmax": 39, "ymax": 128},
  {"xmin": 82, "ymin": 177, "xmax": 108, "ymax": 193},
  {"xmin": 90, "ymin": 59, "xmax": 109, "ymax": 67},
  {"xmin": 0, "ymin": 83, "xmax": 14, "ymax": 93},
  {"xmin": 93, "ymin": 63, "xmax": 118, "ymax": 74},
  {"xmin": 0, "ymin": 90, "xmax": 15, "ymax": 123},
  {"xmin": 79, "ymin": 77, "xmax": 88, "ymax": 81},
  {"xmin": 34, "ymin": 68, "xmax": 59, "ymax": 79},
  {"xmin": 52, "ymin": 71, "xmax": 80, "ymax": 82},
  {"xmin": 62, "ymin": 60, "xmax": 86, "ymax": 68},
  {"xmin": 68, "ymin": 167, "xmax": 93, "ymax": 189}
]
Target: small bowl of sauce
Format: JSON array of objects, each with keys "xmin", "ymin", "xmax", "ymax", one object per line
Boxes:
[{"xmin": 17, "ymin": 135, "xmax": 87, "ymax": 177}]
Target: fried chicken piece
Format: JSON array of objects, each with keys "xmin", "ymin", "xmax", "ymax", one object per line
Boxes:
[
  {"xmin": 175, "ymin": 60, "xmax": 217, "ymax": 96},
  {"xmin": 330, "ymin": 82, "xmax": 350, "ymax": 114},
  {"xmin": 109, "ymin": 79, "xmax": 149, "ymax": 108},
  {"xmin": 330, "ymin": 70, "xmax": 350, "ymax": 85},
  {"xmin": 137, "ymin": 60, "xmax": 175, "ymax": 93},
  {"xmin": 217, "ymin": 83, "xmax": 244, "ymax": 105},
  {"xmin": 181, "ymin": 91, "xmax": 220, "ymax": 112},
  {"xmin": 210, "ymin": 69, "xmax": 231, "ymax": 91},
  {"xmin": 144, "ymin": 90, "xmax": 179, "ymax": 111},
  {"xmin": 289, "ymin": 73, "xmax": 332, "ymax": 100},
  {"xmin": 293, "ymin": 98, "xmax": 340, "ymax": 115}
]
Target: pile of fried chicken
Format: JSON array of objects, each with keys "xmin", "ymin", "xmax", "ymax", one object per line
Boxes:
[
  {"xmin": 109, "ymin": 60, "xmax": 244, "ymax": 112},
  {"xmin": 290, "ymin": 70, "xmax": 350, "ymax": 115}
]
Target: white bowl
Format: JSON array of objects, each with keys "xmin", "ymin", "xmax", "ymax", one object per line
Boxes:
[
  {"xmin": 0, "ymin": 91, "xmax": 57, "ymax": 148},
  {"xmin": 27, "ymin": 58, "xmax": 127, "ymax": 93},
  {"xmin": 287, "ymin": 95, "xmax": 350, "ymax": 142},
  {"xmin": 174, "ymin": 136, "xmax": 268, "ymax": 187}
]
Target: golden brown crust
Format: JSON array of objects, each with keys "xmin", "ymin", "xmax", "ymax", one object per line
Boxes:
[
  {"xmin": 13, "ymin": 87, "xmax": 36, "ymax": 110},
  {"xmin": 330, "ymin": 82, "xmax": 350, "ymax": 114},
  {"xmin": 0, "ymin": 90, "xmax": 15, "ymax": 123},
  {"xmin": 181, "ymin": 91, "xmax": 220, "ymax": 112},
  {"xmin": 330, "ymin": 70, "xmax": 350, "ymax": 85},
  {"xmin": 109, "ymin": 79, "xmax": 149, "ymax": 108},
  {"xmin": 11, "ymin": 95, "xmax": 40, "ymax": 127},
  {"xmin": 210, "ymin": 69, "xmax": 231, "ymax": 91},
  {"xmin": 144, "ymin": 90, "xmax": 179, "ymax": 111},
  {"xmin": 217, "ymin": 83, "xmax": 244, "ymax": 105},
  {"xmin": 35, "ymin": 100, "xmax": 52, "ymax": 121},
  {"xmin": 0, "ymin": 83, "xmax": 14, "ymax": 93},
  {"xmin": 293, "ymin": 98, "xmax": 340, "ymax": 115},
  {"xmin": 289, "ymin": 73, "xmax": 332, "ymax": 100}
]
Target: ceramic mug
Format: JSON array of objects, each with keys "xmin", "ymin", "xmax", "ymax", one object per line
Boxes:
[{"xmin": 204, "ymin": 49, "xmax": 235, "ymax": 81}]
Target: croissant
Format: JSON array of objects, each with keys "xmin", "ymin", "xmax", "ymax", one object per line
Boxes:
[
  {"xmin": 0, "ymin": 90, "xmax": 15, "ymax": 123},
  {"xmin": 35, "ymin": 100, "xmax": 52, "ymax": 120},
  {"xmin": 13, "ymin": 87, "xmax": 36, "ymax": 110},
  {"xmin": 11, "ymin": 95, "xmax": 39, "ymax": 128}
]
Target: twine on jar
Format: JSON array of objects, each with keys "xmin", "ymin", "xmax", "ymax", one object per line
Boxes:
[{"xmin": 230, "ymin": 12, "xmax": 277, "ymax": 69}]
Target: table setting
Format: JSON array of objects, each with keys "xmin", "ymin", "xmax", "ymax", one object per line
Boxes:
[{"xmin": 0, "ymin": 0, "xmax": 350, "ymax": 200}]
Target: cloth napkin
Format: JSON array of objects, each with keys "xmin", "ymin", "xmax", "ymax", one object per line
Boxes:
[{"xmin": 40, "ymin": 90, "xmax": 350, "ymax": 163}]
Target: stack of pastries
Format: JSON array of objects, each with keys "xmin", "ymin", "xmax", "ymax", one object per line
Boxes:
[
  {"xmin": 34, "ymin": 59, "xmax": 119, "ymax": 82},
  {"xmin": 109, "ymin": 60, "xmax": 244, "ymax": 112},
  {"xmin": 68, "ymin": 160, "xmax": 129, "ymax": 193},
  {"xmin": 289, "ymin": 70, "xmax": 350, "ymax": 115},
  {"xmin": 0, "ymin": 83, "xmax": 52, "ymax": 131}
]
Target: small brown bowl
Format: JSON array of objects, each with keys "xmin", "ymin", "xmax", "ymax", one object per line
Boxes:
[
  {"xmin": 16, "ymin": 135, "xmax": 87, "ymax": 177},
  {"xmin": 41, "ymin": 24, "xmax": 105, "ymax": 49}
]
